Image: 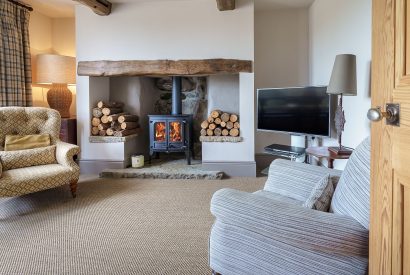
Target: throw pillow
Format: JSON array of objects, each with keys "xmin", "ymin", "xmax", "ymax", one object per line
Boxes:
[
  {"xmin": 0, "ymin": 145, "xmax": 57, "ymax": 171},
  {"xmin": 5, "ymin": 134, "xmax": 51, "ymax": 151},
  {"xmin": 303, "ymin": 174, "xmax": 334, "ymax": 212}
]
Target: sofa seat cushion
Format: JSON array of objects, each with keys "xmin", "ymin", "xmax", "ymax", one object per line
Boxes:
[
  {"xmin": 0, "ymin": 146, "xmax": 57, "ymax": 171},
  {"xmin": 253, "ymin": 190, "xmax": 303, "ymax": 206},
  {"xmin": 0, "ymin": 164, "xmax": 74, "ymax": 197}
]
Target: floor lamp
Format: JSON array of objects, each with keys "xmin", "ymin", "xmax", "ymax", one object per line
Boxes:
[{"xmin": 326, "ymin": 54, "xmax": 357, "ymax": 155}]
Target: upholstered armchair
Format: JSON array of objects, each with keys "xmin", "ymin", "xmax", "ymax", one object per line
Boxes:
[
  {"xmin": 210, "ymin": 138, "xmax": 370, "ymax": 275},
  {"xmin": 0, "ymin": 107, "xmax": 80, "ymax": 198}
]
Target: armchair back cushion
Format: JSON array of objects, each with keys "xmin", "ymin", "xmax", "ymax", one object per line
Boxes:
[
  {"xmin": 330, "ymin": 137, "xmax": 371, "ymax": 229},
  {"xmin": 0, "ymin": 107, "xmax": 60, "ymax": 150}
]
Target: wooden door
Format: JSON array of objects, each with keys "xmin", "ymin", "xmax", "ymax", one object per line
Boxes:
[{"xmin": 370, "ymin": 0, "xmax": 410, "ymax": 273}]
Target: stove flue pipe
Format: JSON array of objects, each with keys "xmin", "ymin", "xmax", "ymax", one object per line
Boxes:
[{"xmin": 172, "ymin": 76, "xmax": 182, "ymax": 115}]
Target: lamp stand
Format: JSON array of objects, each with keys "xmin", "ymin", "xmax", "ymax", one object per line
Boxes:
[
  {"xmin": 328, "ymin": 95, "xmax": 352, "ymax": 155},
  {"xmin": 47, "ymin": 83, "xmax": 72, "ymax": 118}
]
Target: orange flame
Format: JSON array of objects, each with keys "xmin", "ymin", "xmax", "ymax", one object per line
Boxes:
[
  {"xmin": 170, "ymin": 121, "xmax": 182, "ymax": 142},
  {"xmin": 155, "ymin": 122, "xmax": 166, "ymax": 142}
]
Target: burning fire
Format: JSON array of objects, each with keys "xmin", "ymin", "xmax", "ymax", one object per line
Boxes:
[
  {"xmin": 170, "ymin": 121, "xmax": 182, "ymax": 142},
  {"xmin": 155, "ymin": 122, "xmax": 166, "ymax": 142}
]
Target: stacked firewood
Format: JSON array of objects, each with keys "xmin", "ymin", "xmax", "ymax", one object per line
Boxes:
[
  {"xmin": 200, "ymin": 110, "xmax": 240, "ymax": 137},
  {"xmin": 91, "ymin": 101, "xmax": 140, "ymax": 137}
]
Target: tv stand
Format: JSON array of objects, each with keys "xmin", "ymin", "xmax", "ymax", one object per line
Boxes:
[
  {"xmin": 261, "ymin": 144, "xmax": 306, "ymax": 175},
  {"xmin": 264, "ymin": 144, "xmax": 306, "ymax": 160}
]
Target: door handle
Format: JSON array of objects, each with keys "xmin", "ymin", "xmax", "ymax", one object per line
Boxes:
[{"xmin": 367, "ymin": 103, "xmax": 400, "ymax": 126}]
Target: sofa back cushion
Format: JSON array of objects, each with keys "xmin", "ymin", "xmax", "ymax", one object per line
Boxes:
[
  {"xmin": 330, "ymin": 137, "xmax": 371, "ymax": 229},
  {"xmin": 0, "ymin": 107, "xmax": 60, "ymax": 150},
  {"xmin": 0, "ymin": 145, "xmax": 57, "ymax": 171},
  {"xmin": 265, "ymin": 159, "xmax": 342, "ymax": 202}
]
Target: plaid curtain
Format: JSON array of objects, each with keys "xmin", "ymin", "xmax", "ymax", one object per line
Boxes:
[{"xmin": 0, "ymin": 0, "xmax": 32, "ymax": 107}]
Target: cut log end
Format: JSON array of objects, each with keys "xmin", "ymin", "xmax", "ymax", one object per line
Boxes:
[
  {"xmin": 221, "ymin": 113, "xmax": 230, "ymax": 122},
  {"xmin": 230, "ymin": 114, "xmax": 238, "ymax": 122},
  {"xmin": 229, "ymin": 128, "xmax": 239, "ymax": 137},
  {"xmin": 211, "ymin": 110, "xmax": 222, "ymax": 118},
  {"xmin": 201, "ymin": 120, "xmax": 209, "ymax": 129},
  {"xmin": 118, "ymin": 115, "xmax": 139, "ymax": 124}
]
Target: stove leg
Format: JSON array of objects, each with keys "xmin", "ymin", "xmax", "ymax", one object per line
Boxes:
[{"xmin": 186, "ymin": 150, "xmax": 191, "ymax": 165}]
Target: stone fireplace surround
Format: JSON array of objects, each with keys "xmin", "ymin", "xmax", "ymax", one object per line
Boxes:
[{"xmin": 76, "ymin": 59, "xmax": 256, "ymax": 177}]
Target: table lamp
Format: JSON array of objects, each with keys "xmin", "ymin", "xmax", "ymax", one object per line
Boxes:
[
  {"xmin": 36, "ymin": 54, "xmax": 76, "ymax": 118},
  {"xmin": 326, "ymin": 54, "xmax": 357, "ymax": 155}
]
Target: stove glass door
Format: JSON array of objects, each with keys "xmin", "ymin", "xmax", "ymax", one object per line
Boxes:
[
  {"xmin": 169, "ymin": 121, "xmax": 183, "ymax": 143},
  {"xmin": 154, "ymin": 122, "xmax": 167, "ymax": 142}
]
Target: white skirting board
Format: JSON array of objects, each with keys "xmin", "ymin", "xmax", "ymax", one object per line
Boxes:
[
  {"xmin": 201, "ymin": 161, "xmax": 256, "ymax": 177},
  {"xmin": 79, "ymin": 160, "xmax": 128, "ymax": 175}
]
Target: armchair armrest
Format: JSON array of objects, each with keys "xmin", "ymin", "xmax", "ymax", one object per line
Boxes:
[
  {"xmin": 55, "ymin": 140, "xmax": 80, "ymax": 170},
  {"xmin": 264, "ymin": 159, "xmax": 343, "ymax": 201},
  {"xmin": 211, "ymin": 188, "xmax": 368, "ymax": 257}
]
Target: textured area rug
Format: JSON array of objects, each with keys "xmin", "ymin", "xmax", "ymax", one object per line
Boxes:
[
  {"xmin": 0, "ymin": 176, "xmax": 265, "ymax": 274},
  {"xmin": 100, "ymin": 159, "xmax": 224, "ymax": 180}
]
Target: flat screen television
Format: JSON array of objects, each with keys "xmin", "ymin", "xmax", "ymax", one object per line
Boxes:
[{"xmin": 257, "ymin": 86, "xmax": 331, "ymax": 137}]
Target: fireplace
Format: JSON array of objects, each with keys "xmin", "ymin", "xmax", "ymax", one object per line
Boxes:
[{"xmin": 149, "ymin": 77, "xmax": 193, "ymax": 164}]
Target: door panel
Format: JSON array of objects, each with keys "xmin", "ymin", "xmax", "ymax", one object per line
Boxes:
[
  {"xmin": 370, "ymin": 0, "xmax": 395, "ymax": 273},
  {"xmin": 392, "ymin": 173, "xmax": 410, "ymax": 274},
  {"xmin": 392, "ymin": 1, "xmax": 410, "ymax": 272},
  {"xmin": 396, "ymin": 0, "xmax": 410, "ymax": 86},
  {"xmin": 372, "ymin": 0, "xmax": 410, "ymax": 274}
]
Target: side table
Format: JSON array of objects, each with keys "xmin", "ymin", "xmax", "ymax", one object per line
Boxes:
[
  {"xmin": 60, "ymin": 117, "xmax": 77, "ymax": 145},
  {"xmin": 305, "ymin": 146, "xmax": 352, "ymax": 169}
]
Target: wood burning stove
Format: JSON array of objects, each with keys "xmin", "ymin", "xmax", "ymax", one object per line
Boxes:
[{"xmin": 149, "ymin": 77, "xmax": 193, "ymax": 164}]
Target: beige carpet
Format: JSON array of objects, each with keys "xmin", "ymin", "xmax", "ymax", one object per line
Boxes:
[{"xmin": 0, "ymin": 175, "xmax": 265, "ymax": 275}]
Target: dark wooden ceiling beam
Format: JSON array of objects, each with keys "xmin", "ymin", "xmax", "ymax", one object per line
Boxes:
[
  {"xmin": 73, "ymin": 0, "xmax": 112, "ymax": 16},
  {"xmin": 77, "ymin": 59, "xmax": 253, "ymax": 77},
  {"xmin": 216, "ymin": 0, "xmax": 235, "ymax": 11}
]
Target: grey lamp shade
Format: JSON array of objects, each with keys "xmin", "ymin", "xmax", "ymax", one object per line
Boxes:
[
  {"xmin": 327, "ymin": 54, "xmax": 357, "ymax": 96},
  {"xmin": 36, "ymin": 54, "xmax": 76, "ymax": 85}
]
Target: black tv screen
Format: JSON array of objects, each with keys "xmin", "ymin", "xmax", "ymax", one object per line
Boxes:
[{"xmin": 257, "ymin": 86, "xmax": 330, "ymax": 137}]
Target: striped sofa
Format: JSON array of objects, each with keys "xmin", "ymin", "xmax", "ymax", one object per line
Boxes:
[{"xmin": 209, "ymin": 138, "xmax": 370, "ymax": 275}]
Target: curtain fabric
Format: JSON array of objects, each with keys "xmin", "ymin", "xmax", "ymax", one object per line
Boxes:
[{"xmin": 0, "ymin": 0, "xmax": 32, "ymax": 107}]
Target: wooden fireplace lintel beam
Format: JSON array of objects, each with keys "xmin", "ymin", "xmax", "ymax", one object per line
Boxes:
[
  {"xmin": 216, "ymin": 0, "xmax": 235, "ymax": 11},
  {"xmin": 77, "ymin": 59, "xmax": 253, "ymax": 77},
  {"xmin": 73, "ymin": 0, "xmax": 112, "ymax": 16}
]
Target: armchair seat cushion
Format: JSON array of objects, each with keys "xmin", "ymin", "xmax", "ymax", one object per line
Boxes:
[
  {"xmin": 0, "ymin": 164, "xmax": 75, "ymax": 197},
  {"xmin": 0, "ymin": 145, "xmax": 57, "ymax": 170}
]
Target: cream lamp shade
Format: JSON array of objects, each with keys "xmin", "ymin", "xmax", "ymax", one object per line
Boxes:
[
  {"xmin": 36, "ymin": 54, "xmax": 76, "ymax": 118},
  {"xmin": 327, "ymin": 54, "xmax": 357, "ymax": 96},
  {"xmin": 36, "ymin": 54, "xmax": 76, "ymax": 85}
]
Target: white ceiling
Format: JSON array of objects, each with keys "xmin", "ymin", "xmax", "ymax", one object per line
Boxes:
[{"xmin": 26, "ymin": 0, "xmax": 314, "ymax": 18}]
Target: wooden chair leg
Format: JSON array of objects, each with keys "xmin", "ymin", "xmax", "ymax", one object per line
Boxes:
[{"xmin": 70, "ymin": 180, "xmax": 78, "ymax": 198}]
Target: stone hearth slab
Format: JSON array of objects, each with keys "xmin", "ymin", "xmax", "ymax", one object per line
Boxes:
[{"xmin": 100, "ymin": 159, "xmax": 224, "ymax": 180}]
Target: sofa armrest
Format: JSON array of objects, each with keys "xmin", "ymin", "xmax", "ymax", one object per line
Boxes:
[
  {"xmin": 264, "ymin": 159, "xmax": 343, "ymax": 201},
  {"xmin": 56, "ymin": 141, "xmax": 80, "ymax": 170},
  {"xmin": 211, "ymin": 188, "xmax": 368, "ymax": 257}
]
